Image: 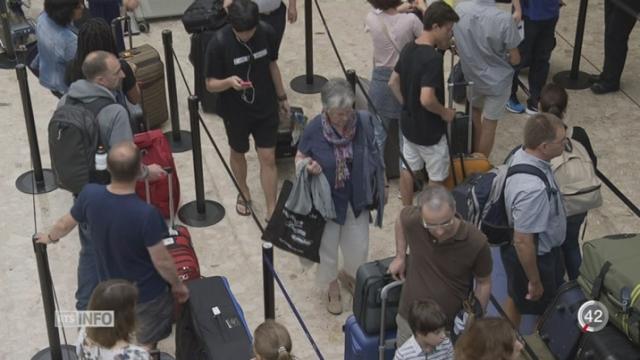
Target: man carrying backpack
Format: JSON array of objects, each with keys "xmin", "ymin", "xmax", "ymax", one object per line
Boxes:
[
  {"xmin": 502, "ymin": 113, "xmax": 567, "ymax": 327},
  {"xmin": 52, "ymin": 50, "xmax": 164, "ymax": 310}
]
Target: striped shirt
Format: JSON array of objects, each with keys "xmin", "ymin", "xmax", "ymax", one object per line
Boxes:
[{"xmin": 393, "ymin": 336, "xmax": 454, "ymax": 360}]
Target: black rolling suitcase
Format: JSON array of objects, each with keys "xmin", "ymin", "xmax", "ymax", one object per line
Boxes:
[
  {"xmin": 447, "ymin": 50, "xmax": 473, "ymax": 157},
  {"xmin": 353, "ymin": 257, "xmax": 403, "ymax": 335},
  {"xmin": 537, "ymin": 281, "xmax": 587, "ymax": 360},
  {"xmin": 175, "ymin": 276, "xmax": 253, "ymax": 360},
  {"xmin": 576, "ymin": 325, "xmax": 640, "ymax": 359}
]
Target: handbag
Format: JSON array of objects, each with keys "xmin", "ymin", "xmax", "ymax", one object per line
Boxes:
[{"xmin": 262, "ymin": 180, "xmax": 325, "ymax": 263}]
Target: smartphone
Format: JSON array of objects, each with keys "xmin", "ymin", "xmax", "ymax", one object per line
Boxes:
[{"xmin": 240, "ymin": 80, "xmax": 253, "ymax": 88}]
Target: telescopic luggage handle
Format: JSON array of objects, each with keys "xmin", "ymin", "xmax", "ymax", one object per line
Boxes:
[
  {"xmin": 165, "ymin": 166, "xmax": 179, "ymax": 235},
  {"xmin": 111, "ymin": 15, "xmax": 133, "ymax": 51},
  {"xmin": 378, "ymin": 279, "xmax": 404, "ymax": 360}
]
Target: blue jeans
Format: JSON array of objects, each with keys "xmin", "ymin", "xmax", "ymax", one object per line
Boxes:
[
  {"xmin": 75, "ymin": 222, "xmax": 99, "ymax": 310},
  {"xmin": 562, "ymin": 212, "xmax": 587, "ymax": 281}
]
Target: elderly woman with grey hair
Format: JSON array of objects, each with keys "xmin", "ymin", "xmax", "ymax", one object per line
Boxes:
[{"xmin": 295, "ymin": 78, "xmax": 386, "ymax": 315}]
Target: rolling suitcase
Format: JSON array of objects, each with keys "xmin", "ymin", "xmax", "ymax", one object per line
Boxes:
[
  {"xmin": 112, "ymin": 16, "xmax": 169, "ymax": 129},
  {"xmin": 576, "ymin": 325, "xmax": 640, "ymax": 360},
  {"xmin": 345, "ymin": 280, "xmax": 403, "ymax": 360},
  {"xmin": 175, "ymin": 276, "xmax": 253, "ymax": 360},
  {"xmin": 134, "ymin": 129, "xmax": 180, "ymax": 218},
  {"xmin": 447, "ymin": 51, "xmax": 474, "ymax": 157},
  {"xmin": 443, "ymin": 153, "xmax": 492, "ymax": 189},
  {"xmin": 537, "ymin": 281, "xmax": 587, "ymax": 360},
  {"xmin": 578, "ymin": 233, "xmax": 640, "ymax": 345},
  {"xmin": 276, "ymin": 106, "xmax": 304, "ymax": 159},
  {"xmin": 353, "ymin": 257, "xmax": 403, "ymax": 335},
  {"xmin": 383, "ymin": 118, "xmax": 400, "ymax": 179},
  {"xmin": 163, "ymin": 167, "xmax": 199, "ymax": 283}
]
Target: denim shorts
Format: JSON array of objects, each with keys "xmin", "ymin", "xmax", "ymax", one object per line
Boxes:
[{"xmin": 135, "ymin": 289, "xmax": 174, "ymax": 345}]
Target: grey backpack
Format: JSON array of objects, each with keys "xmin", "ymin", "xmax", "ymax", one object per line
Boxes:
[{"xmin": 48, "ymin": 97, "xmax": 113, "ymax": 194}]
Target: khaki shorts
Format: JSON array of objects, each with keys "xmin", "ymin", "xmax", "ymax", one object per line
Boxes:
[
  {"xmin": 402, "ymin": 135, "xmax": 449, "ymax": 182},
  {"xmin": 470, "ymin": 89, "xmax": 511, "ymax": 121}
]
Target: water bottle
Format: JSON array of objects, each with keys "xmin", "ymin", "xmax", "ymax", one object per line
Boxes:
[{"xmin": 94, "ymin": 146, "xmax": 109, "ymax": 184}]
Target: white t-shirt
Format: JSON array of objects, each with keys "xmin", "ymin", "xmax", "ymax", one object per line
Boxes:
[
  {"xmin": 253, "ymin": 0, "xmax": 283, "ymax": 13},
  {"xmin": 365, "ymin": 10, "xmax": 422, "ymax": 68},
  {"xmin": 75, "ymin": 328, "xmax": 150, "ymax": 360}
]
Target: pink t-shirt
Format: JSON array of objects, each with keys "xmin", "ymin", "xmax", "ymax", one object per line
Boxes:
[{"xmin": 365, "ymin": 10, "xmax": 423, "ymax": 68}]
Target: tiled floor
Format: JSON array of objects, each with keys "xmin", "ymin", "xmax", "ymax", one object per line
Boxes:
[{"xmin": 1, "ymin": 1, "xmax": 639, "ymax": 359}]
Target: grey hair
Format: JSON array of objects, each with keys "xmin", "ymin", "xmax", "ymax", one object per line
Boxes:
[
  {"xmin": 417, "ymin": 185, "xmax": 456, "ymax": 212},
  {"xmin": 321, "ymin": 78, "xmax": 355, "ymax": 111}
]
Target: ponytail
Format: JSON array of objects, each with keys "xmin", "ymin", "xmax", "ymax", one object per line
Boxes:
[
  {"xmin": 276, "ymin": 345, "xmax": 293, "ymax": 360},
  {"xmin": 539, "ymin": 83, "xmax": 568, "ymax": 120}
]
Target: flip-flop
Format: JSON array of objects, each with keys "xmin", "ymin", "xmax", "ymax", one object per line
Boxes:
[{"xmin": 236, "ymin": 194, "xmax": 252, "ymax": 216}]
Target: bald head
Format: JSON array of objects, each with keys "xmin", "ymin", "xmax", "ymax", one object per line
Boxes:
[
  {"xmin": 82, "ymin": 50, "xmax": 115, "ymax": 81},
  {"xmin": 107, "ymin": 142, "xmax": 141, "ymax": 183}
]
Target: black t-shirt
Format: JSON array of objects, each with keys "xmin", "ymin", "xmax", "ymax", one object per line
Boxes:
[
  {"xmin": 395, "ymin": 42, "xmax": 446, "ymax": 146},
  {"xmin": 205, "ymin": 22, "xmax": 278, "ymax": 120}
]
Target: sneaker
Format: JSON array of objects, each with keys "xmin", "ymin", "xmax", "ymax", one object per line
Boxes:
[
  {"xmin": 506, "ymin": 97, "xmax": 525, "ymax": 113},
  {"xmin": 525, "ymin": 103, "xmax": 539, "ymax": 115}
]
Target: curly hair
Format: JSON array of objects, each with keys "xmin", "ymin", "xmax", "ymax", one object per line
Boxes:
[
  {"xmin": 44, "ymin": 0, "xmax": 82, "ymax": 27},
  {"xmin": 454, "ymin": 317, "xmax": 519, "ymax": 360}
]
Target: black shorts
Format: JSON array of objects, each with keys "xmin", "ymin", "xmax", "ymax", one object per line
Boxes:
[
  {"xmin": 500, "ymin": 245, "xmax": 563, "ymax": 315},
  {"xmin": 222, "ymin": 113, "xmax": 279, "ymax": 153}
]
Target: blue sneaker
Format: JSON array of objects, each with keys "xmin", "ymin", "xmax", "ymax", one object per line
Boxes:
[{"xmin": 506, "ymin": 97, "xmax": 525, "ymax": 113}]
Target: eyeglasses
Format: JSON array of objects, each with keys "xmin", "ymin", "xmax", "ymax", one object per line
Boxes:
[
  {"xmin": 422, "ymin": 216, "xmax": 456, "ymax": 229},
  {"xmin": 546, "ymin": 137, "xmax": 569, "ymax": 146}
]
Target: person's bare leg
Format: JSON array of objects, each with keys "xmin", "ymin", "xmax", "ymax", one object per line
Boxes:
[
  {"xmin": 472, "ymin": 107, "xmax": 483, "ymax": 154},
  {"xmin": 504, "ymin": 296, "xmax": 522, "ymax": 328},
  {"xmin": 399, "ymin": 169, "xmax": 415, "ymax": 206},
  {"xmin": 230, "ymin": 149, "xmax": 251, "ymax": 204},
  {"xmin": 256, "ymin": 146, "xmax": 278, "ymax": 218},
  {"xmin": 477, "ymin": 117, "xmax": 498, "ymax": 157}
]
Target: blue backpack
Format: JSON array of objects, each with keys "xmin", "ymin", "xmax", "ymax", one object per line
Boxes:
[{"xmin": 453, "ymin": 163, "xmax": 552, "ymax": 246}]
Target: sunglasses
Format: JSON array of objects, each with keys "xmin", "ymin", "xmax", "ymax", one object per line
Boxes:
[{"xmin": 422, "ymin": 216, "xmax": 455, "ymax": 229}]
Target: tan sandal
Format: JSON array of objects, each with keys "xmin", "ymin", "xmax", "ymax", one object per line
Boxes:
[
  {"xmin": 327, "ymin": 289, "xmax": 343, "ymax": 315},
  {"xmin": 338, "ymin": 270, "xmax": 356, "ymax": 296}
]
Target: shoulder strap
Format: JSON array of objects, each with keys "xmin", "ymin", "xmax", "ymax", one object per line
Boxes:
[
  {"xmin": 65, "ymin": 96, "xmax": 116, "ymax": 148},
  {"xmin": 506, "ymin": 164, "xmax": 552, "ymax": 199}
]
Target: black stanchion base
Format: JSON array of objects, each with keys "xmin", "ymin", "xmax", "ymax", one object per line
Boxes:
[
  {"xmin": 164, "ymin": 130, "xmax": 193, "ymax": 153},
  {"xmin": 31, "ymin": 345, "xmax": 77, "ymax": 360},
  {"xmin": 178, "ymin": 200, "xmax": 225, "ymax": 227},
  {"xmin": 553, "ymin": 70, "xmax": 591, "ymax": 90},
  {"xmin": 290, "ymin": 74, "xmax": 328, "ymax": 94},
  {"xmin": 16, "ymin": 169, "xmax": 58, "ymax": 194}
]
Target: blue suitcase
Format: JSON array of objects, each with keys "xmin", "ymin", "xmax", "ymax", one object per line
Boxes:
[{"xmin": 344, "ymin": 280, "xmax": 403, "ymax": 360}]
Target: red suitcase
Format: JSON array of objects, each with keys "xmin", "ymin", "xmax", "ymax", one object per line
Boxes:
[
  {"xmin": 162, "ymin": 167, "xmax": 200, "ymax": 282},
  {"xmin": 160, "ymin": 168, "xmax": 200, "ymax": 320},
  {"xmin": 134, "ymin": 129, "xmax": 180, "ymax": 218}
]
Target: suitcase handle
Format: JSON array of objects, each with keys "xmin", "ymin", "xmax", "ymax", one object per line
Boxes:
[
  {"xmin": 111, "ymin": 15, "xmax": 134, "ymax": 51},
  {"xmin": 166, "ymin": 167, "xmax": 177, "ymax": 230},
  {"xmin": 378, "ymin": 280, "xmax": 404, "ymax": 360}
]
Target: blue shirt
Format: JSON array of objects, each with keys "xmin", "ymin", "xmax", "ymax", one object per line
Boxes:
[
  {"xmin": 71, "ymin": 184, "xmax": 169, "ymax": 303},
  {"xmin": 505, "ymin": 149, "xmax": 567, "ymax": 255},
  {"xmin": 522, "ymin": 0, "xmax": 560, "ymax": 21},
  {"xmin": 35, "ymin": 12, "xmax": 77, "ymax": 94},
  {"xmin": 298, "ymin": 112, "xmax": 380, "ymax": 225}
]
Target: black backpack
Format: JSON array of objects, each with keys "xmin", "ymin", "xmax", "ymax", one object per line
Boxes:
[
  {"xmin": 48, "ymin": 97, "xmax": 114, "ymax": 194},
  {"xmin": 182, "ymin": 0, "xmax": 227, "ymax": 34}
]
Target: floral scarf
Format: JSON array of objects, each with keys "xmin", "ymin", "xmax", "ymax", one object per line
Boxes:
[{"xmin": 321, "ymin": 113, "xmax": 357, "ymax": 188}]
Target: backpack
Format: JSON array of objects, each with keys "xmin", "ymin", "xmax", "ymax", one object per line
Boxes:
[
  {"xmin": 48, "ymin": 97, "xmax": 114, "ymax": 194},
  {"xmin": 550, "ymin": 127, "xmax": 602, "ymax": 216},
  {"xmin": 453, "ymin": 163, "xmax": 552, "ymax": 246},
  {"xmin": 181, "ymin": 0, "xmax": 227, "ymax": 34}
]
